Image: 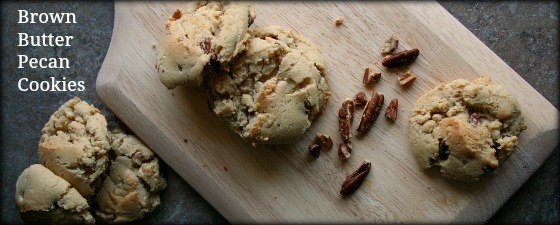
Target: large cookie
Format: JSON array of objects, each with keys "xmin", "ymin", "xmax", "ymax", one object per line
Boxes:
[
  {"xmin": 96, "ymin": 130, "xmax": 167, "ymax": 223},
  {"xmin": 15, "ymin": 164, "xmax": 95, "ymax": 225},
  {"xmin": 39, "ymin": 97, "xmax": 110, "ymax": 197},
  {"xmin": 209, "ymin": 26, "xmax": 331, "ymax": 145},
  {"xmin": 409, "ymin": 78, "xmax": 526, "ymax": 182},
  {"xmin": 156, "ymin": 1, "xmax": 256, "ymax": 88}
]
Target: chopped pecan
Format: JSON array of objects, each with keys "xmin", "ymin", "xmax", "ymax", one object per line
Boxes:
[
  {"xmin": 381, "ymin": 48, "xmax": 420, "ymax": 68},
  {"xmin": 340, "ymin": 160, "xmax": 371, "ymax": 195},
  {"xmin": 385, "ymin": 98, "xmax": 398, "ymax": 121},
  {"xmin": 356, "ymin": 91, "xmax": 384, "ymax": 136},
  {"xmin": 335, "ymin": 17, "xmax": 344, "ymax": 26},
  {"xmin": 398, "ymin": 70, "xmax": 416, "ymax": 86},
  {"xmin": 309, "ymin": 143, "xmax": 321, "ymax": 157},
  {"xmin": 362, "ymin": 67, "xmax": 381, "ymax": 84},
  {"xmin": 353, "ymin": 92, "xmax": 368, "ymax": 108},
  {"xmin": 468, "ymin": 112, "xmax": 480, "ymax": 125},
  {"xmin": 199, "ymin": 37, "xmax": 212, "ymax": 54},
  {"xmin": 316, "ymin": 133, "xmax": 333, "ymax": 149},
  {"xmin": 171, "ymin": 9, "xmax": 182, "ymax": 20},
  {"xmin": 338, "ymin": 141, "xmax": 352, "ymax": 161},
  {"xmin": 338, "ymin": 99, "xmax": 354, "ymax": 141},
  {"xmin": 381, "ymin": 35, "xmax": 399, "ymax": 56}
]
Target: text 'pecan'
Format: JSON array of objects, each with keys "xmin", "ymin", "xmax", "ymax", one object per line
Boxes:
[
  {"xmin": 356, "ymin": 91, "xmax": 384, "ymax": 136},
  {"xmin": 385, "ymin": 98, "xmax": 398, "ymax": 121},
  {"xmin": 381, "ymin": 48, "xmax": 419, "ymax": 68},
  {"xmin": 338, "ymin": 99, "xmax": 354, "ymax": 141},
  {"xmin": 340, "ymin": 160, "xmax": 371, "ymax": 195}
]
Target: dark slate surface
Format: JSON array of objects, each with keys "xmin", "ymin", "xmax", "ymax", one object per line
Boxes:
[{"xmin": 1, "ymin": 1, "xmax": 557, "ymax": 224}]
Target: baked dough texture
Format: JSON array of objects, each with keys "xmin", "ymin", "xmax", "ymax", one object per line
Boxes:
[
  {"xmin": 39, "ymin": 97, "xmax": 110, "ymax": 198},
  {"xmin": 156, "ymin": 1, "xmax": 256, "ymax": 88},
  {"xmin": 15, "ymin": 164, "xmax": 95, "ymax": 225},
  {"xmin": 209, "ymin": 26, "xmax": 331, "ymax": 144},
  {"xmin": 95, "ymin": 130, "xmax": 167, "ymax": 223},
  {"xmin": 409, "ymin": 77, "xmax": 526, "ymax": 182}
]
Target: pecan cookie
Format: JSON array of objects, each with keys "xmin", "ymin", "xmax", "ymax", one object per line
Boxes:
[
  {"xmin": 15, "ymin": 164, "xmax": 95, "ymax": 225},
  {"xmin": 209, "ymin": 26, "xmax": 331, "ymax": 145},
  {"xmin": 409, "ymin": 78, "xmax": 526, "ymax": 182},
  {"xmin": 156, "ymin": 1, "xmax": 256, "ymax": 88},
  {"xmin": 95, "ymin": 130, "xmax": 167, "ymax": 223},
  {"xmin": 39, "ymin": 97, "xmax": 110, "ymax": 197}
]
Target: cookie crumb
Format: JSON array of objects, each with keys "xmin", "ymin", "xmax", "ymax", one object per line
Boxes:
[{"xmin": 335, "ymin": 17, "xmax": 344, "ymax": 26}]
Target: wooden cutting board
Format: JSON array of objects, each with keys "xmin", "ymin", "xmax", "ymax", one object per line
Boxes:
[{"xmin": 97, "ymin": 1, "xmax": 559, "ymax": 223}]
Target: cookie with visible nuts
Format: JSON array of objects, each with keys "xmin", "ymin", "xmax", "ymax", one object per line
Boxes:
[
  {"xmin": 15, "ymin": 164, "xmax": 95, "ymax": 225},
  {"xmin": 38, "ymin": 97, "xmax": 110, "ymax": 198},
  {"xmin": 209, "ymin": 26, "xmax": 330, "ymax": 144},
  {"xmin": 409, "ymin": 78, "xmax": 526, "ymax": 182},
  {"xmin": 156, "ymin": 2, "xmax": 256, "ymax": 88},
  {"xmin": 96, "ymin": 131, "xmax": 167, "ymax": 223}
]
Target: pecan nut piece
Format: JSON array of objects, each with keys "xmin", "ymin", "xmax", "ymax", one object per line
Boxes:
[
  {"xmin": 340, "ymin": 160, "xmax": 371, "ymax": 195},
  {"xmin": 353, "ymin": 92, "xmax": 368, "ymax": 108},
  {"xmin": 468, "ymin": 112, "xmax": 480, "ymax": 125},
  {"xmin": 398, "ymin": 70, "xmax": 416, "ymax": 86},
  {"xmin": 363, "ymin": 67, "xmax": 381, "ymax": 84},
  {"xmin": 381, "ymin": 48, "xmax": 420, "ymax": 68},
  {"xmin": 380, "ymin": 35, "xmax": 399, "ymax": 56},
  {"xmin": 356, "ymin": 91, "xmax": 384, "ymax": 136},
  {"xmin": 316, "ymin": 133, "xmax": 333, "ymax": 149},
  {"xmin": 385, "ymin": 98, "xmax": 398, "ymax": 121},
  {"xmin": 171, "ymin": 9, "xmax": 182, "ymax": 20},
  {"xmin": 309, "ymin": 143, "xmax": 321, "ymax": 157},
  {"xmin": 338, "ymin": 99, "xmax": 354, "ymax": 141},
  {"xmin": 338, "ymin": 141, "xmax": 352, "ymax": 161}
]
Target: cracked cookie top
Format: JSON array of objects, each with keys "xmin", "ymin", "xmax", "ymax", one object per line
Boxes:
[
  {"xmin": 95, "ymin": 130, "xmax": 167, "ymax": 223},
  {"xmin": 209, "ymin": 26, "xmax": 331, "ymax": 145},
  {"xmin": 409, "ymin": 77, "xmax": 526, "ymax": 182},
  {"xmin": 15, "ymin": 164, "xmax": 95, "ymax": 225},
  {"xmin": 39, "ymin": 97, "xmax": 110, "ymax": 197},
  {"xmin": 156, "ymin": 1, "xmax": 256, "ymax": 88}
]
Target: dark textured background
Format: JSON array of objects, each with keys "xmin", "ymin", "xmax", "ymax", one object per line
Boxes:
[{"xmin": 1, "ymin": 1, "xmax": 558, "ymax": 224}]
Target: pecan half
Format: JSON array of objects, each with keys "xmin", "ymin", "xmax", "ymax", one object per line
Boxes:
[
  {"xmin": 356, "ymin": 91, "xmax": 384, "ymax": 136},
  {"xmin": 385, "ymin": 98, "xmax": 398, "ymax": 121},
  {"xmin": 468, "ymin": 112, "xmax": 480, "ymax": 125},
  {"xmin": 316, "ymin": 133, "xmax": 333, "ymax": 149},
  {"xmin": 309, "ymin": 143, "xmax": 321, "ymax": 157},
  {"xmin": 171, "ymin": 9, "xmax": 182, "ymax": 20},
  {"xmin": 338, "ymin": 99, "xmax": 354, "ymax": 141},
  {"xmin": 398, "ymin": 70, "xmax": 416, "ymax": 86},
  {"xmin": 363, "ymin": 67, "xmax": 381, "ymax": 84},
  {"xmin": 381, "ymin": 48, "xmax": 420, "ymax": 68},
  {"xmin": 381, "ymin": 35, "xmax": 399, "ymax": 56},
  {"xmin": 353, "ymin": 92, "xmax": 368, "ymax": 108},
  {"xmin": 340, "ymin": 160, "xmax": 371, "ymax": 195},
  {"xmin": 338, "ymin": 141, "xmax": 352, "ymax": 161}
]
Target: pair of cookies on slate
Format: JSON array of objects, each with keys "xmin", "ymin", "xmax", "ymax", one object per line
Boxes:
[
  {"xmin": 156, "ymin": 1, "xmax": 331, "ymax": 145},
  {"xmin": 15, "ymin": 97, "xmax": 167, "ymax": 224}
]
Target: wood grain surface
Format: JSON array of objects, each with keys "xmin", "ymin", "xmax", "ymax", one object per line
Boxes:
[{"xmin": 96, "ymin": 2, "xmax": 559, "ymax": 223}]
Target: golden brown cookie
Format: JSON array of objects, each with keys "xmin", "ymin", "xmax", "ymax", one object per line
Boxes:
[
  {"xmin": 209, "ymin": 26, "xmax": 330, "ymax": 144},
  {"xmin": 409, "ymin": 78, "xmax": 526, "ymax": 182},
  {"xmin": 39, "ymin": 97, "xmax": 110, "ymax": 197},
  {"xmin": 95, "ymin": 130, "xmax": 167, "ymax": 223},
  {"xmin": 15, "ymin": 164, "xmax": 95, "ymax": 225},
  {"xmin": 156, "ymin": 1, "xmax": 256, "ymax": 88}
]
